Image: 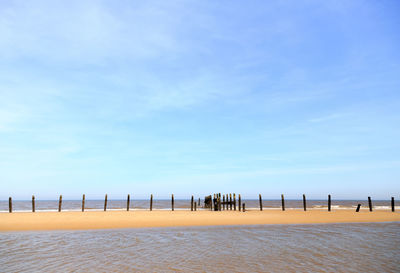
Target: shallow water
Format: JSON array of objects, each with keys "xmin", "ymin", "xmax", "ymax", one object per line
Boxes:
[{"xmin": 1, "ymin": 223, "xmax": 399, "ymax": 272}]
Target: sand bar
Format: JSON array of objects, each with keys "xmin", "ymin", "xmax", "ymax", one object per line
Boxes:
[{"xmin": 0, "ymin": 210, "xmax": 399, "ymax": 232}]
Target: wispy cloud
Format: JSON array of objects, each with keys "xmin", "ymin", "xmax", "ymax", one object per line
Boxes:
[{"xmin": 308, "ymin": 113, "xmax": 349, "ymax": 123}]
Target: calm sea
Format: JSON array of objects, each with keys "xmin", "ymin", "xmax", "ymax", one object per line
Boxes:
[
  {"xmin": 0, "ymin": 199, "xmax": 397, "ymax": 212},
  {"xmin": 0, "ymin": 223, "xmax": 399, "ymax": 272}
]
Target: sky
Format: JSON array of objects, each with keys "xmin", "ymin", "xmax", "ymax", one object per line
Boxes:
[{"xmin": 1, "ymin": 0, "xmax": 400, "ymax": 200}]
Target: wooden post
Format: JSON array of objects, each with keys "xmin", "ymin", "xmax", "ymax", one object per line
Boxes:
[
  {"xmin": 150, "ymin": 194, "xmax": 153, "ymax": 211},
  {"xmin": 391, "ymin": 197, "xmax": 395, "ymax": 212},
  {"xmin": 368, "ymin": 196, "xmax": 372, "ymax": 212},
  {"xmin": 238, "ymin": 194, "xmax": 241, "ymax": 211},
  {"xmin": 281, "ymin": 194, "xmax": 285, "ymax": 211},
  {"xmin": 242, "ymin": 203, "xmax": 245, "ymax": 212},
  {"xmin": 9, "ymin": 197, "xmax": 12, "ymax": 213},
  {"xmin": 356, "ymin": 204, "xmax": 361, "ymax": 212},
  {"xmin": 303, "ymin": 194, "xmax": 306, "ymax": 211},
  {"xmin": 127, "ymin": 194, "xmax": 130, "ymax": 211},
  {"xmin": 194, "ymin": 201, "xmax": 197, "ymax": 211},
  {"xmin": 198, "ymin": 198, "xmax": 200, "ymax": 207},
  {"xmin": 225, "ymin": 194, "xmax": 229, "ymax": 210},
  {"xmin": 259, "ymin": 194, "xmax": 262, "ymax": 211},
  {"xmin": 58, "ymin": 195, "xmax": 62, "ymax": 212},
  {"xmin": 328, "ymin": 194, "xmax": 331, "ymax": 212},
  {"xmin": 171, "ymin": 194, "xmax": 174, "ymax": 211},
  {"xmin": 233, "ymin": 193, "xmax": 236, "ymax": 211},
  {"xmin": 32, "ymin": 195, "xmax": 35, "ymax": 212},
  {"xmin": 82, "ymin": 194, "xmax": 85, "ymax": 212},
  {"xmin": 191, "ymin": 195, "xmax": 194, "ymax": 211},
  {"xmin": 230, "ymin": 193, "xmax": 233, "ymax": 210},
  {"xmin": 223, "ymin": 195, "xmax": 225, "ymax": 210},
  {"xmin": 104, "ymin": 194, "xmax": 107, "ymax": 211},
  {"xmin": 218, "ymin": 193, "xmax": 221, "ymax": 211}
]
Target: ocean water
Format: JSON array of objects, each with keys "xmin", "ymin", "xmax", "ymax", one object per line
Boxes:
[
  {"xmin": 0, "ymin": 199, "xmax": 397, "ymax": 212},
  {"xmin": 0, "ymin": 223, "xmax": 399, "ymax": 272}
]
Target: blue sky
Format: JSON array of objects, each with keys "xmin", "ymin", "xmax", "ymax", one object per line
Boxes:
[{"xmin": 1, "ymin": 0, "xmax": 399, "ymax": 200}]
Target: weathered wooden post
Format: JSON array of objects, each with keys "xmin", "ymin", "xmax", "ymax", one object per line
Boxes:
[
  {"xmin": 368, "ymin": 196, "xmax": 372, "ymax": 212},
  {"xmin": 171, "ymin": 194, "xmax": 174, "ymax": 211},
  {"xmin": 238, "ymin": 194, "xmax": 241, "ymax": 211},
  {"xmin": 58, "ymin": 195, "xmax": 62, "ymax": 212},
  {"xmin": 281, "ymin": 194, "xmax": 285, "ymax": 211},
  {"xmin": 198, "ymin": 198, "xmax": 200, "ymax": 207},
  {"xmin": 233, "ymin": 193, "xmax": 236, "ymax": 210},
  {"xmin": 223, "ymin": 195, "xmax": 225, "ymax": 210},
  {"xmin": 191, "ymin": 195, "xmax": 194, "ymax": 211},
  {"xmin": 194, "ymin": 201, "xmax": 197, "ymax": 211},
  {"xmin": 259, "ymin": 194, "xmax": 263, "ymax": 211},
  {"xmin": 9, "ymin": 197, "xmax": 12, "ymax": 213},
  {"xmin": 127, "ymin": 194, "xmax": 130, "ymax": 211},
  {"xmin": 32, "ymin": 195, "xmax": 35, "ymax": 212},
  {"xmin": 303, "ymin": 194, "xmax": 306, "ymax": 211},
  {"xmin": 104, "ymin": 194, "xmax": 108, "ymax": 211},
  {"xmin": 82, "ymin": 194, "xmax": 85, "ymax": 212},
  {"xmin": 356, "ymin": 204, "xmax": 361, "ymax": 212},
  {"xmin": 150, "ymin": 194, "xmax": 153, "ymax": 211},
  {"xmin": 242, "ymin": 203, "xmax": 245, "ymax": 212},
  {"xmin": 213, "ymin": 194, "xmax": 218, "ymax": 211},
  {"xmin": 224, "ymin": 194, "xmax": 229, "ymax": 210},
  {"xmin": 328, "ymin": 194, "xmax": 331, "ymax": 212},
  {"xmin": 218, "ymin": 193, "xmax": 221, "ymax": 211},
  {"xmin": 230, "ymin": 193, "xmax": 233, "ymax": 210},
  {"xmin": 392, "ymin": 197, "xmax": 395, "ymax": 212}
]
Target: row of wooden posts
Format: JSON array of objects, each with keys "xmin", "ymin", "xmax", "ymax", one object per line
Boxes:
[{"xmin": 6, "ymin": 194, "xmax": 396, "ymax": 213}]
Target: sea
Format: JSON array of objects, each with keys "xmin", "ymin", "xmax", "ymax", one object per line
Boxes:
[
  {"xmin": 0, "ymin": 198, "xmax": 397, "ymax": 212},
  {"xmin": 0, "ymin": 223, "xmax": 399, "ymax": 272}
]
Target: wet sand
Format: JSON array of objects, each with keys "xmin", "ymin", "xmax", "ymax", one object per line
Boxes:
[{"xmin": 0, "ymin": 210, "xmax": 399, "ymax": 231}]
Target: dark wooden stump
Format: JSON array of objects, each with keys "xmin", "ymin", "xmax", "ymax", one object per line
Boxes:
[
  {"xmin": 259, "ymin": 194, "xmax": 262, "ymax": 211},
  {"xmin": 368, "ymin": 196, "xmax": 372, "ymax": 212},
  {"xmin": 9, "ymin": 197, "xmax": 12, "ymax": 213},
  {"xmin": 58, "ymin": 195, "xmax": 62, "ymax": 212},
  {"xmin": 204, "ymin": 195, "xmax": 212, "ymax": 210},
  {"xmin": 238, "ymin": 194, "xmax": 241, "ymax": 212},
  {"xmin": 391, "ymin": 197, "xmax": 395, "ymax": 212},
  {"xmin": 303, "ymin": 194, "xmax": 306, "ymax": 211},
  {"xmin": 242, "ymin": 203, "xmax": 245, "ymax": 212},
  {"xmin": 150, "ymin": 194, "xmax": 153, "ymax": 211},
  {"xmin": 104, "ymin": 194, "xmax": 108, "ymax": 211},
  {"xmin": 172, "ymin": 194, "xmax": 174, "ymax": 211},
  {"xmin": 82, "ymin": 194, "xmax": 85, "ymax": 212},
  {"xmin": 233, "ymin": 193, "xmax": 236, "ymax": 211},
  {"xmin": 356, "ymin": 204, "xmax": 361, "ymax": 212},
  {"xmin": 127, "ymin": 194, "xmax": 130, "ymax": 211},
  {"xmin": 32, "ymin": 195, "xmax": 35, "ymax": 213},
  {"xmin": 281, "ymin": 194, "xmax": 285, "ymax": 211},
  {"xmin": 328, "ymin": 194, "xmax": 331, "ymax": 212}
]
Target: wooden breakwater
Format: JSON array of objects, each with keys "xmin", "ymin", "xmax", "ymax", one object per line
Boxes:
[{"xmin": 4, "ymin": 194, "xmax": 397, "ymax": 213}]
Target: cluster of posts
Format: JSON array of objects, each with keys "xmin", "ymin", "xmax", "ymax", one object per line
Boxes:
[
  {"xmin": 205, "ymin": 193, "xmax": 244, "ymax": 211},
  {"xmin": 5, "ymin": 194, "xmax": 396, "ymax": 213}
]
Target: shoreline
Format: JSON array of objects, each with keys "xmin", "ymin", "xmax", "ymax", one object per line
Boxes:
[{"xmin": 1, "ymin": 210, "xmax": 399, "ymax": 232}]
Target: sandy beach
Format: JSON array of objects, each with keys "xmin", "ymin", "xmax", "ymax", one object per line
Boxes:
[{"xmin": 0, "ymin": 210, "xmax": 399, "ymax": 232}]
